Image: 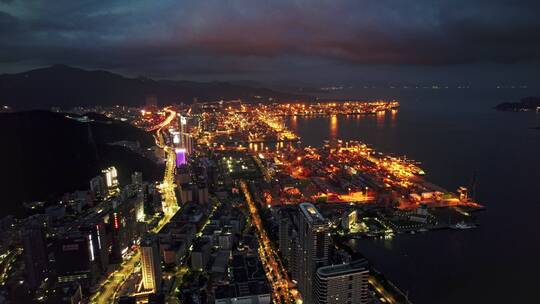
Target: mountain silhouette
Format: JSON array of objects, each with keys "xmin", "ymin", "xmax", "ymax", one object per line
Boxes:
[{"xmin": 0, "ymin": 65, "xmax": 310, "ymax": 109}]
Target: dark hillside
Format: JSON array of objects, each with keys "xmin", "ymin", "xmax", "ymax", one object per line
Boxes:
[{"xmin": 0, "ymin": 110, "xmax": 162, "ymax": 217}]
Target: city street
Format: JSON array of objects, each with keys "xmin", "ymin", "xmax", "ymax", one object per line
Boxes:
[
  {"xmin": 240, "ymin": 180, "xmax": 300, "ymax": 304},
  {"xmin": 90, "ymin": 108, "xmax": 179, "ymax": 304},
  {"xmin": 90, "ymin": 251, "xmax": 140, "ymax": 304}
]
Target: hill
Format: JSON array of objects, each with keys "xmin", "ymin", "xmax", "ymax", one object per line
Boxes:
[
  {"xmin": 0, "ymin": 110, "xmax": 162, "ymax": 217},
  {"xmin": 0, "ymin": 65, "xmax": 310, "ymax": 109}
]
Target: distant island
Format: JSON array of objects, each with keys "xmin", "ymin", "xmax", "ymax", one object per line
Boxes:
[{"xmin": 495, "ymin": 96, "xmax": 540, "ymax": 111}]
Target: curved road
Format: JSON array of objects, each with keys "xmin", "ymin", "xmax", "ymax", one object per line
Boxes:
[{"xmin": 90, "ymin": 108, "xmax": 178, "ymax": 304}]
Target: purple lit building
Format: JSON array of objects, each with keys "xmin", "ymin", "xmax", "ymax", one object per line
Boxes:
[{"xmin": 175, "ymin": 148, "xmax": 187, "ymax": 167}]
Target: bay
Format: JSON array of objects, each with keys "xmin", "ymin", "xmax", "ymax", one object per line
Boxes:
[{"xmin": 286, "ymin": 88, "xmax": 540, "ymax": 303}]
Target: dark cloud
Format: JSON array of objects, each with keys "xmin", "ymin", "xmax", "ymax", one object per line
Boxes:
[
  {"xmin": 0, "ymin": 10, "xmax": 18, "ymax": 32},
  {"xmin": 1, "ymin": 0, "xmax": 539, "ymax": 83}
]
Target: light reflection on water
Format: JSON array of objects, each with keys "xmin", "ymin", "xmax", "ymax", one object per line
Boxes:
[
  {"xmin": 290, "ymin": 115, "xmax": 298, "ymax": 132},
  {"xmin": 330, "ymin": 114, "xmax": 338, "ymax": 140},
  {"xmin": 284, "ymin": 89, "xmax": 540, "ymax": 303}
]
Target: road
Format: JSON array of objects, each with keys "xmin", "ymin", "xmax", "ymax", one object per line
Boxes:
[
  {"xmin": 157, "ymin": 145, "xmax": 179, "ymax": 219},
  {"xmin": 240, "ymin": 180, "xmax": 300, "ymax": 304},
  {"xmin": 369, "ymin": 276, "xmax": 397, "ymax": 304},
  {"xmin": 0, "ymin": 248, "xmax": 21, "ymax": 286},
  {"xmin": 155, "ymin": 109, "xmax": 179, "ymax": 220},
  {"xmin": 90, "ymin": 251, "xmax": 140, "ymax": 304},
  {"xmin": 144, "ymin": 107, "xmax": 178, "ymax": 132},
  {"xmin": 90, "ymin": 108, "xmax": 179, "ymax": 304}
]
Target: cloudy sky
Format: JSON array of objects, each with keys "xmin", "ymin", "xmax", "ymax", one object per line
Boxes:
[{"xmin": 1, "ymin": 0, "xmax": 539, "ymax": 85}]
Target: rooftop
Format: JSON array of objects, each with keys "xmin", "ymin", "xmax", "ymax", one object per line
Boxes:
[
  {"xmin": 299, "ymin": 202, "xmax": 325, "ymax": 223},
  {"xmin": 317, "ymin": 259, "xmax": 370, "ymax": 278}
]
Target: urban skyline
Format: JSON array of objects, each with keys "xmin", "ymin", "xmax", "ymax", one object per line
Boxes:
[{"xmin": 1, "ymin": 1, "xmax": 539, "ymax": 304}]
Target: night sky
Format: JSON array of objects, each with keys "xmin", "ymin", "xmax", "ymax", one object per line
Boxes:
[{"xmin": 1, "ymin": 0, "xmax": 539, "ymax": 85}]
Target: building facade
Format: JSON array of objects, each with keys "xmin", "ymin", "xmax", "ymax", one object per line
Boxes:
[
  {"xmin": 297, "ymin": 203, "xmax": 331, "ymax": 303},
  {"xmin": 314, "ymin": 259, "xmax": 370, "ymax": 304},
  {"xmin": 140, "ymin": 236, "xmax": 162, "ymax": 292}
]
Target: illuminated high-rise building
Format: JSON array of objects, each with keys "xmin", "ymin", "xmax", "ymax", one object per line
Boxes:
[
  {"xmin": 79, "ymin": 223, "xmax": 109, "ymax": 273},
  {"xmin": 140, "ymin": 236, "xmax": 162, "ymax": 292},
  {"xmin": 341, "ymin": 210, "xmax": 357, "ymax": 230},
  {"xmin": 54, "ymin": 232, "xmax": 100, "ymax": 290},
  {"xmin": 102, "ymin": 166, "xmax": 119, "ymax": 196},
  {"xmin": 297, "ymin": 203, "xmax": 331, "ymax": 303},
  {"xmin": 175, "ymin": 148, "xmax": 187, "ymax": 167},
  {"xmin": 177, "ymin": 115, "xmax": 195, "ymax": 155},
  {"xmin": 172, "ymin": 131, "xmax": 181, "ymax": 145},
  {"xmin": 179, "ymin": 115, "xmax": 187, "ymax": 134},
  {"xmin": 314, "ymin": 259, "xmax": 370, "ymax": 304},
  {"xmin": 181, "ymin": 133, "xmax": 195, "ymax": 154},
  {"xmin": 109, "ymin": 194, "xmax": 145, "ymax": 263}
]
